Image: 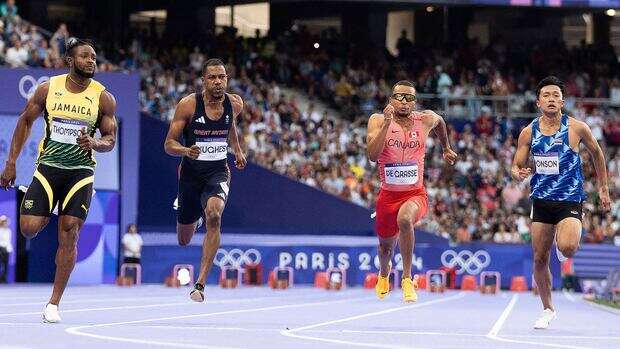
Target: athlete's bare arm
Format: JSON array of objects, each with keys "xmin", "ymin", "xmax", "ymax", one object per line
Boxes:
[
  {"xmin": 164, "ymin": 95, "xmax": 199, "ymax": 160},
  {"xmin": 511, "ymin": 125, "xmax": 532, "ymax": 182},
  {"xmin": 0, "ymin": 82, "xmax": 49, "ymax": 189},
  {"xmin": 228, "ymin": 94, "xmax": 246, "ymax": 169},
  {"xmin": 366, "ymin": 105, "xmax": 394, "ymax": 162},
  {"xmin": 77, "ymin": 90, "xmax": 117, "ymax": 153},
  {"xmin": 575, "ymin": 119, "xmax": 611, "ymax": 211},
  {"xmin": 423, "ymin": 110, "xmax": 457, "ymax": 165}
]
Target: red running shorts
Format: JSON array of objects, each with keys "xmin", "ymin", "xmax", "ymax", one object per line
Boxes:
[{"xmin": 375, "ymin": 187, "xmax": 428, "ymax": 238}]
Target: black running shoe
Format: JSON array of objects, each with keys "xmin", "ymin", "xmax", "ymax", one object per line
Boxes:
[{"xmin": 190, "ymin": 282, "xmax": 205, "ymax": 302}]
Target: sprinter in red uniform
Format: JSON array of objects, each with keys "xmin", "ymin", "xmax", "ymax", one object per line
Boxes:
[{"xmin": 366, "ymin": 80, "xmax": 456, "ymax": 302}]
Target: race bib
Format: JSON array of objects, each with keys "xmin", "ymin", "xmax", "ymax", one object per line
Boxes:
[
  {"xmin": 533, "ymin": 152, "xmax": 559, "ymax": 175},
  {"xmin": 50, "ymin": 117, "xmax": 88, "ymax": 144},
  {"xmin": 195, "ymin": 138, "xmax": 228, "ymax": 161},
  {"xmin": 384, "ymin": 162, "xmax": 419, "ymax": 185}
]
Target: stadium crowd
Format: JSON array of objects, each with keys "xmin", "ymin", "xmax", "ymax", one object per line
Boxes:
[{"xmin": 1, "ymin": 10, "xmax": 619, "ymax": 245}]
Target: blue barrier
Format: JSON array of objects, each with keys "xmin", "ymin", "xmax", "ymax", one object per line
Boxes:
[
  {"xmin": 141, "ymin": 234, "xmax": 561, "ymax": 289},
  {"xmin": 573, "ymin": 244, "xmax": 620, "ymax": 279}
]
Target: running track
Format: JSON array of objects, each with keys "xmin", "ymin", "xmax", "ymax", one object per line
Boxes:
[{"xmin": 0, "ymin": 285, "xmax": 618, "ymax": 348}]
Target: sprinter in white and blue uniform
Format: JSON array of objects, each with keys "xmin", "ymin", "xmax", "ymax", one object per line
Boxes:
[
  {"xmin": 164, "ymin": 58, "xmax": 246, "ymax": 302},
  {"xmin": 511, "ymin": 76, "xmax": 611, "ymax": 330}
]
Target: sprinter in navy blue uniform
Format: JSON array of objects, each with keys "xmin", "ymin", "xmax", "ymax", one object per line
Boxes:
[
  {"xmin": 511, "ymin": 76, "xmax": 611, "ymax": 329},
  {"xmin": 164, "ymin": 58, "xmax": 246, "ymax": 302}
]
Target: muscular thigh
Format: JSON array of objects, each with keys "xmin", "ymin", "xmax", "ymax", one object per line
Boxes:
[
  {"xmin": 401, "ymin": 194, "xmax": 428, "ymax": 224},
  {"xmin": 397, "ymin": 200, "xmax": 419, "ymax": 224},
  {"xmin": 556, "ymin": 217, "xmax": 582, "ymax": 247}
]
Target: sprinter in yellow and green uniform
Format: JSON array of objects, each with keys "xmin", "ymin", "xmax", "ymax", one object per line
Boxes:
[{"xmin": 0, "ymin": 38, "xmax": 117, "ymax": 323}]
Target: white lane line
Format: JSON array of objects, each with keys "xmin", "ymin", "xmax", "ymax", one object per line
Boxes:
[
  {"xmin": 342, "ymin": 330, "xmax": 485, "ymax": 337},
  {"xmin": 280, "ymin": 292, "xmax": 466, "ymax": 348},
  {"xmin": 134, "ymin": 325, "xmax": 280, "ymax": 332},
  {"xmin": 0, "ymin": 291, "xmax": 354, "ymax": 317},
  {"xmin": 0, "ymin": 296, "xmax": 192, "ymax": 307},
  {"xmin": 98, "ymin": 326, "xmax": 483, "ymax": 338},
  {"xmin": 505, "ymin": 334, "xmax": 620, "ymax": 340},
  {"xmin": 65, "ymin": 295, "xmax": 374, "ymax": 348},
  {"xmin": 489, "ymin": 335, "xmax": 592, "ymax": 349},
  {"xmin": 0, "ymin": 302, "xmax": 190, "ymax": 317},
  {"xmin": 343, "ymin": 330, "xmax": 620, "ymax": 340},
  {"xmin": 487, "ymin": 293, "xmax": 518, "ymax": 337},
  {"xmin": 97, "ymin": 326, "xmax": 620, "ymax": 341},
  {"xmin": 487, "ymin": 293, "xmax": 591, "ymax": 349},
  {"xmin": 562, "ymin": 290, "xmax": 576, "ymax": 302}
]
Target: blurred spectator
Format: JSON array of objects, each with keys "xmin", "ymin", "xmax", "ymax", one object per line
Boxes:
[
  {"xmin": 50, "ymin": 23, "xmax": 68, "ymax": 57},
  {"xmin": 0, "ymin": 215, "xmax": 12, "ymax": 283},
  {"xmin": 122, "ymin": 224, "xmax": 143, "ymax": 265},
  {"xmin": 0, "ymin": 0, "xmax": 18, "ymax": 36},
  {"xmin": 0, "ymin": 0, "xmax": 17, "ymax": 17},
  {"xmin": 476, "ymin": 106, "xmax": 495, "ymax": 135},
  {"xmin": 5, "ymin": 36, "xmax": 26, "ymax": 67},
  {"xmin": 456, "ymin": 224, "xmax": 471, "ymax": 244}
]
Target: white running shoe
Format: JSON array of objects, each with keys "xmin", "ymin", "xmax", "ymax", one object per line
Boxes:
[
  {"xmin": 534, "ymin": 308, "xmax": 556, "ymax": 329},
  {"xmin": 42, "ymin": 303, "xmax": 61, "ymax": 323}
]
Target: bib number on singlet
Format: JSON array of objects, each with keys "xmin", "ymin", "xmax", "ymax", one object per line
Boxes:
[
  {"xmin": 384, "ymin": 162, "xmax": 419, "ymax": 185},
  {"xmin": 533, "ymin": 152, "xmax": 559, "ymax": 175},
  {"xmin": 195, "ymin": 138, "xmax": 228, "ymax": 161},
  {"xmin": 50, "ymin": 117, "xmax": 88, "ymax": 145}
]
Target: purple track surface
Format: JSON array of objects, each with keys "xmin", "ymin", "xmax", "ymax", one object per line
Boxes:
[{"xmin": 0, "ymin": 285, "xmax": 618, "ymax": 348}]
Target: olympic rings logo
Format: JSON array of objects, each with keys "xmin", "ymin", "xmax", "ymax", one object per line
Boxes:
[
  {"xmin": 440, "ymin": 250, "xmax": 491, "ymax": 275},
  {"xmin": 214, "ymin": 248, "xmax": 261, "ymax": 268},
  {"xmin": 19, "ymin": 75, "xmax": 50, "ymax": 100}
]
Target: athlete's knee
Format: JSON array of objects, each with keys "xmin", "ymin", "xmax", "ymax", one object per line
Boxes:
[
  {"xmin": 19, "ymin": 218, "xmax": 45, "ymax": 239},
  {"xmin": 176, "ymin": 226, "xmax": 193, "ymax": 246},
  {"xmin": 206, "ymin": 210, "xmax": 222, "ymax": 228},
  {"xmin": 558, "ymin": 242, "xmax": 578, "ymax": 258},
  {"xmin": 397, "ymin": 214, "xmax": 413, "ymax": 233},
  {"xmin": 19, "ymin": 225, "xmax": 39, "ymax": 239},
  {"xmin": 58, "ymin": 220, "xmax": 81, "ymax": 249},
  {"xmin": 178, "ymin": 234, "xmax": 191, "ymax": 246}
]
